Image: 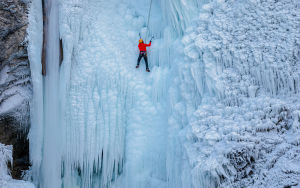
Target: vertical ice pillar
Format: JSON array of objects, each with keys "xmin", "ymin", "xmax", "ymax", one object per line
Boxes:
[
  {"xmin": 41, "ymin": 0, "xmax": 61, "ymax": 187},
  {"xmin": 30, "ymin": 0, "xmax": 61, "ymax": 186}
]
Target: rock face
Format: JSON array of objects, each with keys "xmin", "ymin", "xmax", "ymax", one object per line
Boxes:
[{"xmin": 0, "ymin": 0, "xmax": 31, "ymax": 179}]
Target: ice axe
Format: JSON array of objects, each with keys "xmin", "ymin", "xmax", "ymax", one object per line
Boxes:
[{"xmin": 149, "ymin": 35, "xmax": 154, "ymax": 42}]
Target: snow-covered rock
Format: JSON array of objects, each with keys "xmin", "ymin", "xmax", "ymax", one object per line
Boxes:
[
  {"xmin": 0, "ymin": 0, "xmax": 31, "ymax": 180},
  {"xmin": 0, "ymin": 0, "xmax": 31, "ymax": 126}
]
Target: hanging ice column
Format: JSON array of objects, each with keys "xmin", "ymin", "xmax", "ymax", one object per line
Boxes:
[
  {"xmin": 52, "ymin": 0, "xmax": 127, "ymax": 187},
  {"xmin": 41, "ymin": 0, "xmax": 61, "ymax": 187},
  {"xmin": 28, "ymin": 0, "xmax": 61, "ymax": 186}
]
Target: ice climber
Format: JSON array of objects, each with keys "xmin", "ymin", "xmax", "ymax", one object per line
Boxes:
[{"xmin": 136, "ymin": 39, "xmax": 151, "ymax": 72}]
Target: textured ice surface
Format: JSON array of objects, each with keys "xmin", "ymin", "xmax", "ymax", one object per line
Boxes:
[
  {"xmin": 0, "ymin": 143, "xmax": 35, "ymax": 188},
  {"xmin": 176, "ymin": 0, "xmax": 300, "ymax": 187},
  {"xmin": 29, "ymin": 0, "xmax": 170, "ymax": 187}
]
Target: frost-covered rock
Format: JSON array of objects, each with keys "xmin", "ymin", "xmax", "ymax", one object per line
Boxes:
[
  {"xmin": 0, "ymin": 0, "xmax": 31, "ymax": 179},
  {"xmin": 186, "ymin": 98, "xmax": 300, "ymax": 187},
  {"xmin": 0, "ymin": 0, "xmax": 31, "ymax": 125},
  {"xmin": 184, "ymin": 0, "xmax": 300, "ymax": 101}
]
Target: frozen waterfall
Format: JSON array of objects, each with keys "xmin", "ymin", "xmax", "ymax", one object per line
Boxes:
[
  {"xmin": 27, "ymin": 0, "xmax": 300, "ymax": 187},
  {"xmin": 28, "ymin": 0, "xmax": 197, "ymax": 187}
]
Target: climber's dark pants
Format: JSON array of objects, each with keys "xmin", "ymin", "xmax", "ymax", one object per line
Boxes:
[{"xmin": 137, "ymin": 51, "xmax": 149, "ymax": 69}]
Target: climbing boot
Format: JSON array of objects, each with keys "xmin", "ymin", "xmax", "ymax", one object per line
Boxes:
[
  {"xmin": 136, "ymin": 65, "xmax": 139, "ymax": 68},
  {"xmin": 146, "ymin": 68, "xmax": 150, "ymax": 72}
]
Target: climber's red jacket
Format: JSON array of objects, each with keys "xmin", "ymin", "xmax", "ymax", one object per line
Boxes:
[{"xmin": 138, "ymin": 42, "xmax": 151, "ymax": 52}]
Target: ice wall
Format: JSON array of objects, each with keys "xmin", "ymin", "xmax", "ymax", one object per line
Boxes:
[
  {"xmin": 174, "ymin": 0, "xmax": 300, "ymax": 187},
  {"xmin": 29, "ymin": 0, "xmax": 170, "ymax": 187},
  {"xmin": 153, "ymin": 0, "xmax": 300, "ymax": 187},
  {"xmin": 156, "ymin": 1, "xmax": 202, "ymax": 188},
  {"xmin": 27, "ymin": 0, "xmax": 204, "ymax": 187},
  {"xmin": 185, "ymin": 0, "xmax": 300, "ymax": 102}
]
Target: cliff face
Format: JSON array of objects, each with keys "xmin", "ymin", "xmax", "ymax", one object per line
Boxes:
[{"xmin": 0, "ymin": 0, "xmax": 31, "ymax": 179}]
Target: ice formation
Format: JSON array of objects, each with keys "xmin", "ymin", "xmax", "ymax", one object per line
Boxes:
[
  {"xmin": 178, "ymin": 0, "xmax": 300, "ymax": 187},
  {"xmin": 28, "ymin": 0, "xmax": 172, "ymax": 187},
  {"xmin": 0, "ymin": 143, "xmax": 34, "ymax": 188},
  {"xmin": 26, "ymin": 0, "xmax": 300, "ymax": 187}
]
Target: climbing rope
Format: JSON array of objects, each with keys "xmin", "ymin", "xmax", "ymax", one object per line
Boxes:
[{"xmin": 146, "ymin": 0, "xmax": 153, "ymax": 42}]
